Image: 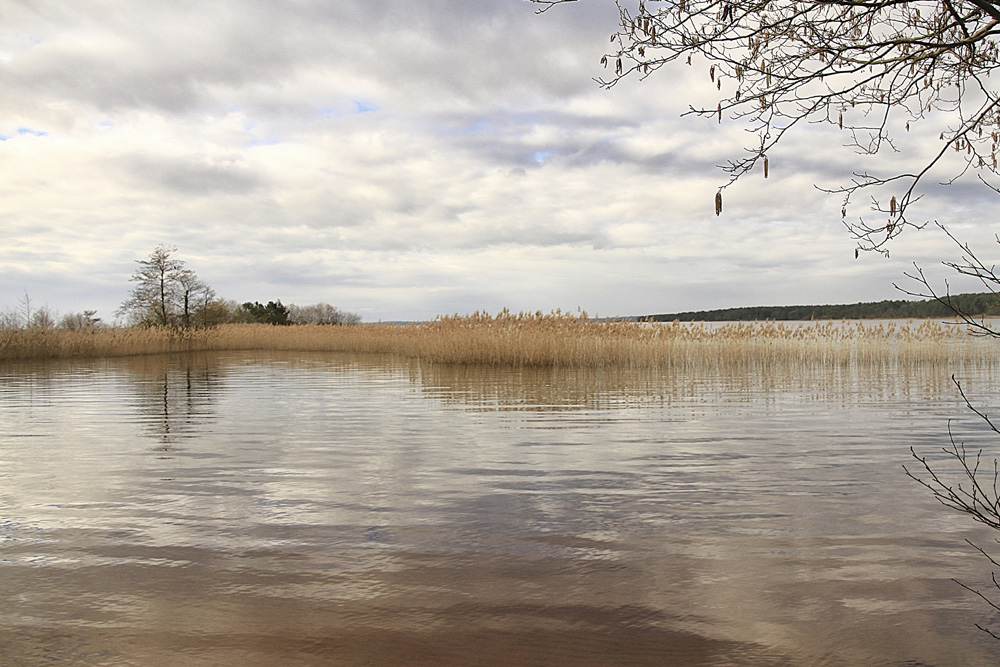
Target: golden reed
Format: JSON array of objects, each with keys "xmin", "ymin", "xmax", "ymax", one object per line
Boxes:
[{"xmin": 1, "ymin": 310, "xmax": 995, "ymax": 368}]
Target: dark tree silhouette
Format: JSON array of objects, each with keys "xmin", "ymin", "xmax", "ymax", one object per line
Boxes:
[{"xmin": 239, "ymin": 300, "xmax": 291, "ymax": 326}]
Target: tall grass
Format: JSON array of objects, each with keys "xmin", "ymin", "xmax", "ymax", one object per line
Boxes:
[{"xmin": 1, "ymin": 311, "xmax": 996, "ymax": 369}]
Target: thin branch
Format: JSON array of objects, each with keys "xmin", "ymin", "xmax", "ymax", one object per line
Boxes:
[
  {"xmin": 533, "ymin": 0, "xmax": 1000, "ymax": 252},
  {"xmin": 905, "ymin": 376, "xmax": 1000, "ymax": 639},
  {"xmin": 895, "ymin": 223, "xmax": 1000, "ymax": 336}
]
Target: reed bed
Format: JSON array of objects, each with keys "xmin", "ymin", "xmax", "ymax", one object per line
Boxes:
[{"xmin": 1, "ymin": 310, "xmax": 996, "ymax": 369}]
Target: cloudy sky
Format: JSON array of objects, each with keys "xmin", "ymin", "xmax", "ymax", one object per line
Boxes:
[{"xmin": 2, "ymin": 0, "xmax": 997, "ymax": 323}]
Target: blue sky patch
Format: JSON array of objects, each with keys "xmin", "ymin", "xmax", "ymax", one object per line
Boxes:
[
  {"xmin": 318, "ymin": 101, "xmax": 379, "ymax": 119},
  {"xmin": 1, "ymin": 127, "xmax": 48, "ymax": 141}
]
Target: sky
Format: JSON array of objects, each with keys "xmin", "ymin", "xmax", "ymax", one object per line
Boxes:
[{"xmin": 2, "ymin": 0, "xmax": 998, "ymax": 323}]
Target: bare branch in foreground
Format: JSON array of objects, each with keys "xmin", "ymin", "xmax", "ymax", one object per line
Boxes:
[{"xmin": 905, "ymin": 375, "xmax": 1000, "ymax": 639}]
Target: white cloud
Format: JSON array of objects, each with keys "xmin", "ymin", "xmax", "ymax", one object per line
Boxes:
[{"xmin": 0, "ymin": 0, "xmax": 995, "ymax": 322}]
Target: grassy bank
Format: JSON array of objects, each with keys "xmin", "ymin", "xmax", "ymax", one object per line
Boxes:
[{"xmin": 0, "ymin": 311, "xmax": 994, "ymax": 368}]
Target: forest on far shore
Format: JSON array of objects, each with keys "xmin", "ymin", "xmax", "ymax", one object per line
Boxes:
[{"xmin": 645, "ymin": 293, "xmax": 1000, "ymax": 322}]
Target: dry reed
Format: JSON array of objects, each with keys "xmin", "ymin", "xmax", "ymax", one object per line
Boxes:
[{"xmin": 1, "ymin": 311, "xmax": 996, "ymax": 369}]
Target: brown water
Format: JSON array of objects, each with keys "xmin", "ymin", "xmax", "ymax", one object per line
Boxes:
[{"xmin": 2, "ymin": 351, "xmax": 1000, "ymax": 666}]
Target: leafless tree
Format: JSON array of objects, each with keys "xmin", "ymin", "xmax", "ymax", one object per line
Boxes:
[
  {"xmin": 0, "ymin": 308, "xmax": 20, "ymax": 329},
  {"xmin": 118, "ymin": 245, "xmax": 214, "ymax": 327},
  {"xmin": 29, "ymin": 305, "xmax": 57, "ymax": 329},
  {"xmin": 59, "ymin": 310, "xmax": 102, "ymax": 330},
  {"xmin": 10, "ymin": 291, "xmax": 58, "ymax": 329},
  {"xmin": 288, "ymin": 302, "xmax": 362, "ymax": 325},
  {"xmin": 175, "ymin": 269, "xmax": 214, "ymax": 328},
  {"xmin": 118, "ymin": 245, "xmax": 184, "ymax": 326},
  {"xmin": 533, "ymin": 0, "xmax": 1000, "ymax": 254}
]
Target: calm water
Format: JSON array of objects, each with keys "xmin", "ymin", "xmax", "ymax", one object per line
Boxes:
[{"xmin": 2, "ymin": 351, "xmax": 1000, "ymax": 666}]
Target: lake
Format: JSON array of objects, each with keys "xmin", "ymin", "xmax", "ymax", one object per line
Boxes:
[{"xmin": 2, "ymin": 350, "xmax": 1000, "ymax": 665}]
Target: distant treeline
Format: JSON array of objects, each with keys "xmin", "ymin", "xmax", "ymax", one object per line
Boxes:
[{"xmin": 646, "ymin": 292, "xmax": 1000, "ymax": 322}]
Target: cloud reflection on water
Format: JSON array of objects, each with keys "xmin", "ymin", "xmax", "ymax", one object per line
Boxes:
[{"xmin": 1, "ymin": 351, "xmax": 998, "ymax": 665}]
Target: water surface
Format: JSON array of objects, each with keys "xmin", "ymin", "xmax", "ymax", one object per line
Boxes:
[{"xmin": 2, "ymin": 352, "xmax": 999, "ymax": 665}]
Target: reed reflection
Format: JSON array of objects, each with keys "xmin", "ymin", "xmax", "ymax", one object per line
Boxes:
[
  {"xmin": 404, "ymin": 356, "xmax": 989, "ymax": 414},
  {"xmin": 4, "ymin": 351, "xmax": 998, "ymax": 665}
]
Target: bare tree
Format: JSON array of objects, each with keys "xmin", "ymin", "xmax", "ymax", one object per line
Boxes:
[
  {"xmin": 118, "ymin": 245, "xmax": 184, "ymax": 326},
  {"xmin": 0, "ymin": 308, "xmax": 20, "ymax": 329},
  {"xmin": 59, "ymin": 310, "xmax": 102, "ymax": 330},
  {"xmin": 18, "ymin": 291, "xmax": 32, "ymax": 328},
  {"xmin": 534, "ymin": 0, "xmax": 1000, "ymax": 254},
  {"xmin": 175, "ymin": 269, "xmax": 214, "ymax": 328},
  {"xmin": 288, "ymin": 302, "xmax": 362, "ymax": 325},
  {"xmin": 13, "ymin": 292, "xmax": 57, "ymax": 329},
  {"xmin": 117, "ymin": 245, "xmax": 213, "ymax": 327},
  {"xmin": 29, "ymin": 305, "xmax": 57, "ymax": 329}
]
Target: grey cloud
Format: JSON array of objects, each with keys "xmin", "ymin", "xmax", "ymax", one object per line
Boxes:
[
  {"xmin": 117, "ymin": 153, "xmax": 264, "ymax": 196},
  {"xmin": 429, "ymin": 108, "xmax": 690, "ymax": 176},
  {"xmin": 2, "ymin": 0, "xmax": 618, "ymax": 118},
  {"xmin": 3, "ymin": 3, "xmax": 345, "ymax": 113},
  {"xmin": 5, "ymin": 0, "xmax": 996, "ymax": 322},
  {"xmin": 453, "ymin": 225, "xmax": 598, "ymax": 250}
]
